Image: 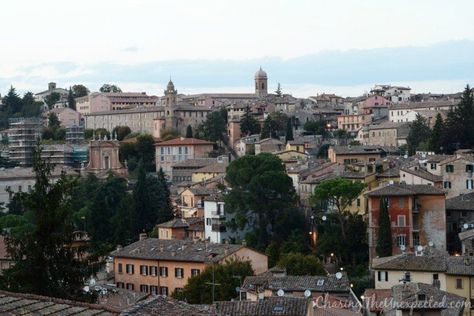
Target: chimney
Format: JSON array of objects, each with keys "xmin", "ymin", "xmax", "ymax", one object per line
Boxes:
[
  {"xmin": 242, "ymin": 239, "xmax": 247, "ymax": 247},
  {"xmin": 171, "ymin": 251, "xmax": 176, "ymax": 257},
  {"xmin": 139, "ymin": 233, "xmax": 147, "ymax": 241},
  {"xmin": 116, "ymin": 245, "xmax": 123, "ymax": 252},
  {"xmin": 48, "ymin": 82, "xmax": 56, "ymax": 91}
]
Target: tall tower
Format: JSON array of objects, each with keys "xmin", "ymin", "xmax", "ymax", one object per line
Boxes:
[
  {"xmin": 164, "ymin": 79, "xmax": 179, "ymax": 133},
  {"xmin": 164, "ymin": 79, "xmax": 177, "ymax": 108},
  {"xmin": 254, "ymin": 67, "xmax": 268, "ymax": 97}
]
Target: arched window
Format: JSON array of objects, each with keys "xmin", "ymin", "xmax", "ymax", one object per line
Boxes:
[{"xmin": 261, "ymin": 82, "xmax": 265, "ymax": 89}]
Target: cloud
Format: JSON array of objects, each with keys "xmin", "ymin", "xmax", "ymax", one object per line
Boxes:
[{"xmin": 1, "ymin": 40, "xmax": 473, "ymax": 97}]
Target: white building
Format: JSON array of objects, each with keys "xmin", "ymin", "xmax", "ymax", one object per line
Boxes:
[
  {"xmin": 371, "ymin": 84, "xmax": 411, "ymax": 104},
  {"xmin": 204, "ymin": 193, "xmax": 247, "ymax": 244},
  {"xmin": 389, "ymin": 100, "xmax": 456, "ymax": 125}
]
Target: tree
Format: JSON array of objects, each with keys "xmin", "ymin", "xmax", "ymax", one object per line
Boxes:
[
  {"xmin": 44, "ymin": 92, "xmax": 61, "ymax": 108},
  {"xmin": 240, "ymin": 106, "xmax": 260, "ymax": 136},
  {"xmin": 303, "ymin": 120, "xmax": 326, "ymax": 136},
  {"xmin": 186, "ymin": 125, "xmax": 193, "ymax": 138},
  {"xmin": 275, "ymin": 83, "xmax": 282, "ymax": 97},
  {"xmin": 429, "ymin": 113, "xmax": 444, "ymax": 153},
  {"xmin": 135, "ymin": 134, "xmax": 155, "ymax": 171},
  {"xmin": 376, "ymin": 198, "xmax": 392, "ymax": 257},
  {"xmin": 112, "ymin": 126, "xmax": 131, "ymax": 141},
  {"xmin": 224, "ymin": 153, "xmax": 302, "ymax": 250},
  {"xmin": 0, "ymin": 146, "xmax": 88, "ymax": 300},
  {"xmin": 48, "ymin": 112, "xmax": 60, "ymax": 129},
  {"xmin": 406, "ymin": 114, "xmax": 431, "ymax": 155},
  {"xmin": 173, "ymin": 259, "xmax": 254, "ymax": 304},
  {"xmin": 156, "ymin": 168, "xmax": 173, "ymax": 224},
  {"xmin": 21, "ymin": 92, "xmax": 42, "ymax": 117},
  {"xmin": 276, "ymin": 253, "xmax": 325, "ymax": 276},
  {"xmin": 3, "ymin": 86, "xmax": 23, "ymax": 114},
  {"xmin": 310, "ymin": 177, "xmax": 365, "ymax": 241},
  {"xmin": 261, "ymin": 112, "xmax": 288, "ymax": 139},
  {"xmin": 195, "ymin": 110, "xmax": 226, "ymax": 142},
  {"xmin": 285, "ymin": 118, "xmax": 294, "ymax": 142},
  {"xmin": 72, "ymin": 84, "xmax": 89, "ymax": 97},
  {"xmin": 54, "ymin": 127, "xmax": 66, "ymax": 141},
  {"xmin": 67, "ymin": 87, "xmax": 76, "ymax": 110},
  {"xmin": 261, "ymin": 116, "xmax": 277, "ymax": 139},
  {"xmin": 99, "ymin": 84, "xmax": 122, "ymax": 93}
]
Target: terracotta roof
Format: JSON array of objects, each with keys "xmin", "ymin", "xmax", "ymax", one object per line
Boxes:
[
  {"xmin": 446, "ymin": 193, "xmax": 474, "ymax": 211},
  {"xmin": 372, "ymin": 252, "xmax": 447, "ymax": 272},
  {"xmin": 121, "ymin": 295, "xmax": 215, "ymax": 315},
  {"xmin": 389, "ymin": 100, "xmax": 457, "ymax": 110},
  {"xmin": 366, "ymin": 183, "xmax": 445, "ymax": 197},
  {"xmin": 111, "ymin": 238, "xmax": 243, "ymax": 263},
  {"xmin": 400, "ymin": 167, "xmax": 443, "ymax": 183},
  {"xmin": 377, "ymin": 167, "xmax": 400, "ymax": 178},
  {"xmin": 172, "ymin": 158, "xmax": 216, "ymax": 168},
  {"xmin": 157, "ymin": 218, "xmax": 191, "ymax": 229},
  {"xmin": 330, "ymin": 146, "xmax": 383, "ymax": 155},
  {"xmin": 194, "ymin": 162, "xmax": 228, "ymax": 174},
  {"xmin": 215, "ymin": 297, "xmax": 310, "ymax": 316},
  {"xmin": 0, "ymin": 290, "xmax": 119, "ymax": 315},
  {"xmin": 155, "ymin": 137, "xmax": 213, "ymax": 146},
  {"xmin": 363, "ymin": 289, "xmax": 391, "ymax": 312}
]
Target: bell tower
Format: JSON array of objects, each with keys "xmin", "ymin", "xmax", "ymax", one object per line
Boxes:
[{"xmin": 254, "ymin": 67, "xmax": 268, "ymax": 97}]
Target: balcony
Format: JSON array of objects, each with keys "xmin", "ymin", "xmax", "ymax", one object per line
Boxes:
[
  {"xmin": 211, "ymin": 211, "xmax": 225, "ymax": 218},
  {"xmin": 211, "ymin": 224, "xmax": 226, "ymax": 232}
]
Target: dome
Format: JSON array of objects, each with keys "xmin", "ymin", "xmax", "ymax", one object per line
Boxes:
[
  {"xmin": 167, "ymin": 79, "xmax": 175, "ymax": 90},
  {"xmin": 255, "ymin": 67, "xmax": 267, "ymax": 79}
]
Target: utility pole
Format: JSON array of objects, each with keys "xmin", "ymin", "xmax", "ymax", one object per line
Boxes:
[{"xmin": 205, "ymin": 261, "xmax": 220, "ymax": 303}]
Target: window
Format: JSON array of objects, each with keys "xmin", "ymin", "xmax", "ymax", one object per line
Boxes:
[
  {"xmin": 126, "ymin": 264, "xmax": 134, "ymax": 274},
  {"xmin": 191, "ymin": 269, "xmax": 200, "ymax": 276},
  {"xmin": 404, "ymin": 272, "xmax": 411, "ymax": 282},
  {"xmin": 466, "ymin": 165, "xmax": 474, "ymax": 172},
  {"xmin": 456, "ymin": 278, "xmax": 463, "ymax": 289},
  {"xmin": 116, "ymin": 282, "xmax": 124, "ymax": 288},
  {"xmin": 150, "ymin": 286, "xmax": 158, "ymax": 295},
  {"xmin": 118, "ymin": 263, "xmax": 123, "ymax": 274},
  {"xmin": 149, "ymin": 266, "xmax": 158, "ymax": 276},
  {"xmin": 446, "ymin": 165, "xmax": 454, "ymax": 173},
  {"xmin": 206, "ymin": 218, "xmax": 211, "ymax": 226},
  {"xmin": 160, "ymin": 286, "xmax": 169, "ymax": 296},
  {"xmin": 397, "ymin": 235, "xmax": 406, "ymax": 247},
  {"xmin": 175, "ymin": 267, "xmax": 184, "ymax": 278},
  {"xmin": 126, "ymin": 283, "xmax": 134, "ymax": 291},
  {"xmin": 160, "ymin": 267, "xmax": 168, "ymax": 277},
  {"xmin": 140, "ymin": 265, "xmax": 148, "ymax": 276},
  {"xmin": 18, "ymin": 185, "xmax": 22, "ymax": 192},
  {"xmin": 430, "ymin": 163, "xmax": 437, "ymax": 170},
  {"xmin": 433, "ymin": 274, "xmax": 439, "ymax": 280},
  {"xmin": 356, "ymin": 199, "xmax": 361, "ymax": 207},
  {"xmin": 399, "ymin": 197, "xmax": 405, "ymax": 208},
  {"xmin": 140, "ymin": 284, "xmax": 149, "ymax": 293},
  {"xmin": 175, "ymin": 287, "xmax": 184, "ymax": 294},
  {"xmin": 413, "ymin": 232, "xmax": 420, "ymax": 246},
  {"xmin": 467, "ymin": 180, "xmax": 474, "ymax": 190},
  {"xmin": 397, "ymin": 215, "xmax": 406, "ymax": 227},
  {"xmin": 377, "ymin": 271, "xmax": 388, "ymax": 282},
  {"xmin": 444, "ymin": 181, "xmax": 452, "ymax": 189}
]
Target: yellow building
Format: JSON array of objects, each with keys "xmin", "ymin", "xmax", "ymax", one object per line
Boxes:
[
  {"xmin": 341, "ymin": 171, "xmax": 377, "ymax": 215},
  {"xmin": 285, "ymin": 140, "xmax": 305, "ymax": 153},
  {"xmin": 372, "ymin": 249, "xmax": 474, "ymax": 316},
  {"xmin": 191, "ymin": 161, "xmax": 228, "ymax": 183}
]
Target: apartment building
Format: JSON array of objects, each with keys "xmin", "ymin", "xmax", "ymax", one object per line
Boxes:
[
  {"xmin": 155, "ymin": 137, "xmax": 213, "ymax": 177},
  {"xmin": 76, "ymin": 92, "xmax": 158, "ymax": 115},
  {"xmin": 111, "ymin": 238, "xmax": 268, "ymax": 295},
  {"xmin": 336, "ymin": 113, "xmax": 370, "ymax": 133},
  {"xmin": 328, "ymin": 145, "xmax": 387, "ymax": 165},
  {"xmin": 366, "ymin": 183, "xmax": 446, "ymax": 261}
]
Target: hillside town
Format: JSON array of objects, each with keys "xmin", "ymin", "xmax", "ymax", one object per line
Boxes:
[{"xmin": 0, "ymin": 66, "xmax": 472, "ymax": 316}]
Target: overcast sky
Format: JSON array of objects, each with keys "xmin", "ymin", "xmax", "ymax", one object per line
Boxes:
[{"xmin": 1, "ymin": 0, "xmax": 474, "ymax": 97}]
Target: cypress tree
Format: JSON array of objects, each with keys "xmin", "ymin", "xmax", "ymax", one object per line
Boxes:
[
  {"xmin": 157, "ymin": 167, "xmax": 173, "ymax": 224},
  {"xmin": 67, "ymin": 87, "xmax": 76, "ymax": 110},
  {"xmin": 376, "ymin": 197, "xmax": 392, "ymax": 257},
  {"xmin": 429, "ymin": 113, "xmax": 444, "ymax": 153},
  {"xmin": 285, "ymin": 118, "xmax": 294, "ymax": 142}
]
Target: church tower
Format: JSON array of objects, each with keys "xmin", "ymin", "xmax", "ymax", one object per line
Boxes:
[
  {"xmin": 254, "ymin": 67, "xmax": 268, "ymax": 97},
  {"xmin": 164, "ymin": 79, "xmax": 179, "ymax": 134}
]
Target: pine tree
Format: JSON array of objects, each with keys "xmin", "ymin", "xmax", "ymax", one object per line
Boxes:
[
  {"xmin": 0, "ymin": 146, "xmax": 88, "ymax": 299},
  {"xmin": 261, "ymin": 116, "xmax": 277, "ymax": 139},
  {"xmin": 275, "ymin": 83, "xmax": 282, "ymax": 97},
  {"xmin": 157, "ymin": 167, "xmax": 173, "ymax": 224},
  {"xmin": 406, "ymin": 114, "xmax": 431, "ymax": 155},
  {"xmin": 240, "ymin": 106, "xmax": 261, "ymax": 136},
  {"xmin": 3, "ymin": 86, "xmax": 23, "ymax": 114},
  {"xmin": 376, "ymin": 197, "xmax": 392, "ymax": 257},
  {"xmin": 429, "ymin": 113, "xmax": 444, "ymax": 153},
  {"xmin": 285, "ymin": 118, "xmax": 294, "ymax": 142},
  {"xmin": 186, "ymin": 125, "xmax": 193, "ymax": 138},
  {"xmin": 132, "ymin": 161, "xmax": 153, "ymax": 235},
  {"xmin": 67, "ymin": 87, "xmax": 76, "ymax": 110}
]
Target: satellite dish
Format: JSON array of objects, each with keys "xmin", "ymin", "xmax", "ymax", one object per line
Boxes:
[
  {"xmin": 400, "ymin": 245, "xmax": 406, "ymax": 251},
  {"xmin": 335, "ymin": 272, "xmax": 343, "ymax": 280},
  {"xmin": 235, "ymin": 287, "xmax": 240, "ymax": 293},
  {"xmin": 277, "ymin": 289, "xmax": 285, "ymax": 297},
  {"xmin": 428, "ymin": 241, "xmax": 434, "ymax": 247},
  {"xmin": 322, "ymin": 215, "xmax": 327, "ymax": 221},
  {"xmin": 464, "ymin": 223, "xmax": 469, "ymax": 230},
  {"xmin": 90, "ymin": 278, "xmax": 96, "ymax": 286},
  {"xmin": 83, "ymin": 286, "xmax": 90, "ymax": 293},
  {"xmin": 416, "ymin": 245, "xmax": 423, "ymax": 252},
  {"xmin": 304, "ymin": 289, "xmax": 312, "ymax": 298}
]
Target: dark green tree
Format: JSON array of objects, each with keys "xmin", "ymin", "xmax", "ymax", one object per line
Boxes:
[
  {"xmin": 406, "ymin": 114, "xmax": 431, "ymax": 155},
  {"xmin": 186, "ymin": 125, "xmax": 193, "ymax": 138},
  {"xmin": 240, "ymin": 106, "xmax": 260, "ymax": 136},
  {"xmin": 94, "ymin": 128, "xmax": 110, "ymax": 139},
  {"xmin": 44, "ymin": 92, "xmax": 61, "ymax": 108},
  {"xmin": 275, "ymin": 83, "xmax": 282, "ymax": 97},
  {"xmin": 173, "ymin": 259, "xmax": 254, "ymax": 304},
  {"xmin": 376, "ymin": 198, "xmax": 392, "ymax": 257},
  {"xmin": 224, "ymin": 153, "xmax": 302, "ymax": 250},
  {"xmin": 21, "ymin": 92, "xmax": 42, "ymax": 117},
  {"xmin": 429, "ymin": 113, "xmax": 444, "ymax": 153},
  {"xmin": 285, "ymin": 118, "xmax": 294, "ymax": 142},
  {"xmin": 99, "ymin": 84, "xmax": 122, "ymax": 93},
  {"xmin": 112, "ymin": 126, "xmax": 132, "ymax": 141},
  {"xmin": 3, "ymin": 86, "xmax": 23, "ymax": 114},
  {"xmin": 0, "ymin": 146, "xmax": 88, "ymax": 300},
  {"xmin": 261, "ymin": 116, "xmax": 277, "ymax": 139},
  {"xmin": 156, "ymin": 167, "xmax": 173, "ymax": 224},
  {"xmin": 135, "ymin": 134, "xmax": 155, "ymax": 171},
  {"xmin": 67, "ymin": 87, "xmax": 76, "ymax": 110},
  {"xmin": 48, "ymin": 112, "xmax": 60, "ymax": 129},
  {"xmin": 310, "ymin": 177, "xmax": 365, "ymax": 242},
  {"xmin": 276, "ymin": 253, "xmax": 326, "ymax": 276},
  {"xmin": 72, "ymin": 84, "xmax": 89, "ymax": 97},
  {"xmin": 195, "ymin": 110, "xmax": 226, "ymax": 142},
  {"xmin": 303, "ymin": 120, "xmax": 327, "ymax": 136},
  {"xmin": 54, "ymin": 127, "xmax": 66, "ymax": 141}
]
